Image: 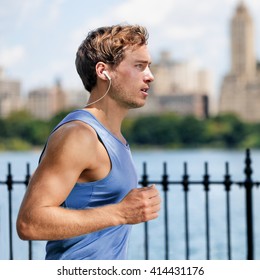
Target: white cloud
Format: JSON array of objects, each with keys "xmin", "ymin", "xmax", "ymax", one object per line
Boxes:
[
  {"xmin": 1, "ymin": 0, "xmax": 260, "ymax": 94},
  {"xmin": 165, "ymin": 25, "xmax": 205, "ymax": 40},
  {"xmin": 16, "ymin": 0, "xmax": 44, "ymax": 28},
  {"xmin": 48, "ymin": 0, "xmax": 64, "ymax": 23},
  {"xmin": 0, "ymin": 46, "xmax": 26, "ymax": 67},
  {"xmin": 113, "ymin": 0, "xmax": 176, "ymax": 26}
]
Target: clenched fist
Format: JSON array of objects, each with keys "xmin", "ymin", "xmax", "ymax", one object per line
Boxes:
[{"xmin": 117, "ymin": 184, "xmax": 161, "ymax": 224}]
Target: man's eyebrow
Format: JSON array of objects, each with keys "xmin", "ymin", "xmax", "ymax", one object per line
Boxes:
[{"xmin": 135, "ymin": 60, "xmax": 152, "ymax": 65}]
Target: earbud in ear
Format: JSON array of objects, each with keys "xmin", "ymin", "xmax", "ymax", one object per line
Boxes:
[{"xmin": 103, "ymin": 71, "xmax": 111, "ymax": 81}]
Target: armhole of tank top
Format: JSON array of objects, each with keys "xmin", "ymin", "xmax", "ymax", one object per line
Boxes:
[
  {"xmin": 38, "ymin": 124, "xmax": 62, "ymax": 164},
  {"xmin": 96, "ymin": 133, "xmax": 112, "ymax": 170},
  {"xmin": 38, "ymin": 144, "xmax": 46, "ymax": 164}
]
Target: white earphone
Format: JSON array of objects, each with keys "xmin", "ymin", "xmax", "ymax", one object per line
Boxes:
[
  {"xmin": 85, "ymin": 70, "xmax": 112, "ymax": 107},
  {"xmin": 103, "ymin": 70, "xmax": 111, "ymax": 81}
]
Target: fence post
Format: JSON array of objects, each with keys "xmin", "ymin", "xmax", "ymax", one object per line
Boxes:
[
  {"xmin": 244, "ymin": 149, "xmax": 254, "ymax": 260},
  {"xmin": 224, "ymin": 162, "xmax": 232, "ymax": 260},
  {"xmin": 182, "ymin": 162, "xmax": 190, "ymax": 260},
  {"xmin": 162, "ymin": 162, "xmax": 169, "ymax": 260},
  {"xmin": 6, "ymin": 163, "xmax": 13, "ymax": 260},
  {"xmin": 25, "ymin": 163, "xmax": 33, "ymax": 260},
  {"xmin": 141, "ymin": 162, "xmax": 149, "ymax": 260},
  {"xmin": 203, "ymin": 162, "xmax": 210, "ymax": 260}
]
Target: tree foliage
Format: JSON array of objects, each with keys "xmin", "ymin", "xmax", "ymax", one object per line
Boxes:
[{"xmin": 0, "ymin": 110, "xmax": 260, "ymax": 150}]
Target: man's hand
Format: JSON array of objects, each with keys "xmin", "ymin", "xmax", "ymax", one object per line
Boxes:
[{"xmin": 118, "ymin": 184, "xmax": 161, "ymax": 224}]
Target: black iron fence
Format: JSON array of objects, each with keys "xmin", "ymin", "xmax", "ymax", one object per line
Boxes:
[
  {"xmin": 0, "ymin": 163, "xmax": 32, "ymax": 260},
  {"xmin": 0, "ymin": 149, "xmax": 259, "ymax": 260},
  {"xmin": 140, "ymin": 148, "xmax": 259, "ymax": 260}
]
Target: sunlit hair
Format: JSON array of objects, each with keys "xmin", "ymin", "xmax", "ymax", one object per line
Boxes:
[{"xmin": 75, "ymin": 24, "xmax": 149, "ymax": 92}]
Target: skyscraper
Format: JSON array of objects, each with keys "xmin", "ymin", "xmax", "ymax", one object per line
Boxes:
[
  {"xmin": 231, "ymin": 1, "xmax": 255, "ymax": 80},
  {"xmin": 219, "ymin": 1, "xmax": 260, "ymax": 122}
]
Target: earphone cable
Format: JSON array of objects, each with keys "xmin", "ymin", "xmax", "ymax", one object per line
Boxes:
[{"xmin": 85, "ymin": 79, "xmax": 112, "ymax": 107}]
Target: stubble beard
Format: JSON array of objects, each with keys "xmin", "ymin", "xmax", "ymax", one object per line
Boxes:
[{"xmin": 109, "ymin": 82, "xmax": 146, "ymax": 110}]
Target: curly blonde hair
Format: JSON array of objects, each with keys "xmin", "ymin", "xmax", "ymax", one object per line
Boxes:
[{"xmin": 75, "ymin": 24, "xmax": 149, "ymax": 92}]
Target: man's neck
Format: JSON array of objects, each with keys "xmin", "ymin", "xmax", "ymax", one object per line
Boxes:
[{"xmin": 84, "ymin": 102, "xmax": 129, "ymax": 145}]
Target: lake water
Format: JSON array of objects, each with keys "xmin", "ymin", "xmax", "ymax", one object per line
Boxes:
[{"xmin": 1, "ymin": 148, "xmax": 260, "ymax": 260}]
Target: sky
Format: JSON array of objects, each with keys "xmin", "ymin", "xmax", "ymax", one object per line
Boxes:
[{"xmin": 1, "ymin": 0, "xmax": 260, "ymax": 98}]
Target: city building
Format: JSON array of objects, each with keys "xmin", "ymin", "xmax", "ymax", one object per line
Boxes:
[
  {"xmin": 0, "ymin": 41, "xmax": 214, "ymax": 120},
  {"xmin": 65, "ymin": 88, "xmax": 88, "ymax": 110},
  {"xmin": 151, "ymin": 52, "xmax": 212, "ymax": 96},
  {"xmin": 131, "ymin": 51, "xmax": 214, "ymax": 118},
  {"xmin": 27, "ymin": 80, "xmax": 89, "ymax": 120},
  {"xmin": 0, "ymin": 67, "xmax": 22, "ymax": 118},
  {"xmin": 27, "ymin": 79, "xmax": 67, "ymax": 120},
  {"xmin": 219, "ymin": 1, "xmax": 260, "ymax": 122}
]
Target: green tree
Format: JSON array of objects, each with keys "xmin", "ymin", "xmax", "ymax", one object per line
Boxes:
[
  {"xmin": 49, "ymin": 109, "xmax": 73, "ymax": 130},
  {"xmin": 1, "ymin": 109, "xmax": 260, "ymax": 150},
  {"xmin": 242, "ymin": 122, "xmax": 260, "ymax": 148},
  {"xmin": 178, "ymin": 115, "xmax": 206, "ymax": 147},
  {"xmin": 130, "ymin": 113, "xmax": 181, "ymax": 146},
  {"xmin": 205, "ymin": 114, "xmax": 246, "ymax": 148},
  {"xmin": 5, "ymin": 110, "xmax": 49, "ymax": 146}
]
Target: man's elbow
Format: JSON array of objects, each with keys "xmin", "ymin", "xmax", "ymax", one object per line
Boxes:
[{"xmin": 16, "ymin": 216, "xmax": 35, "ymax": 240}]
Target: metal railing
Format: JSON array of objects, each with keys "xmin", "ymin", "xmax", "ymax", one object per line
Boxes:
[
  {"xmin": 140, "ymin": 149, "xmax": 259, "ymax": 260},
  {"xmin": 0, "ymin": 163, "xmax": 32, "ymax": 260},
  {"xmin": 0, "ymin": 149, "xmax": 259, "ymax": 260}
]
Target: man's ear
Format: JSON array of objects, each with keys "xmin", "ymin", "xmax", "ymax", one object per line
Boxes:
[{"xmin": 96, "ymin": 62, "xmax": 109, "ymax": 81}]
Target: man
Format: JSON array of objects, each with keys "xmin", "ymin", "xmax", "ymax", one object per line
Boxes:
[{"xmin": 16, "ymin": 24, "xmax": 160, "ymax": 260}]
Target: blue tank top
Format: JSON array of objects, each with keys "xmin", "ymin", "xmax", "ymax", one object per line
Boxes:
[{"xmin": 44, "ymin": 110, "xmax": 138, "ymax": 260}]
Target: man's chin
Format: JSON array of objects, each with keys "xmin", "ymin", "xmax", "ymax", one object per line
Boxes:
[{"xmin": 128, "ymin": 100, "xmax": 147, "ymax": 109}]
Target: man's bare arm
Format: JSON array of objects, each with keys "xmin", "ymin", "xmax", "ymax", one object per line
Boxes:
[{"xmin": 16, "ymin": 122, "xmax": 160, "ymax": 240}]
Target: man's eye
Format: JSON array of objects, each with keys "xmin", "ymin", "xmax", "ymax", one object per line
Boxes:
[{"xmin": 136, "ymin": 64, "xmax": 144, "ymax": 69}]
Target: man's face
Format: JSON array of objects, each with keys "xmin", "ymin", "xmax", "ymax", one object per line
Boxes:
[{"xmin": 109, "ymin": 45, "xmax": 154, "ymax": 109}]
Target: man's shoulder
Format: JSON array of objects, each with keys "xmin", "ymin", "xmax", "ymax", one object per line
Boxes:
[{"xmin": 49, "ymin": 120, "xmax": 100, "ymax": 153}]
